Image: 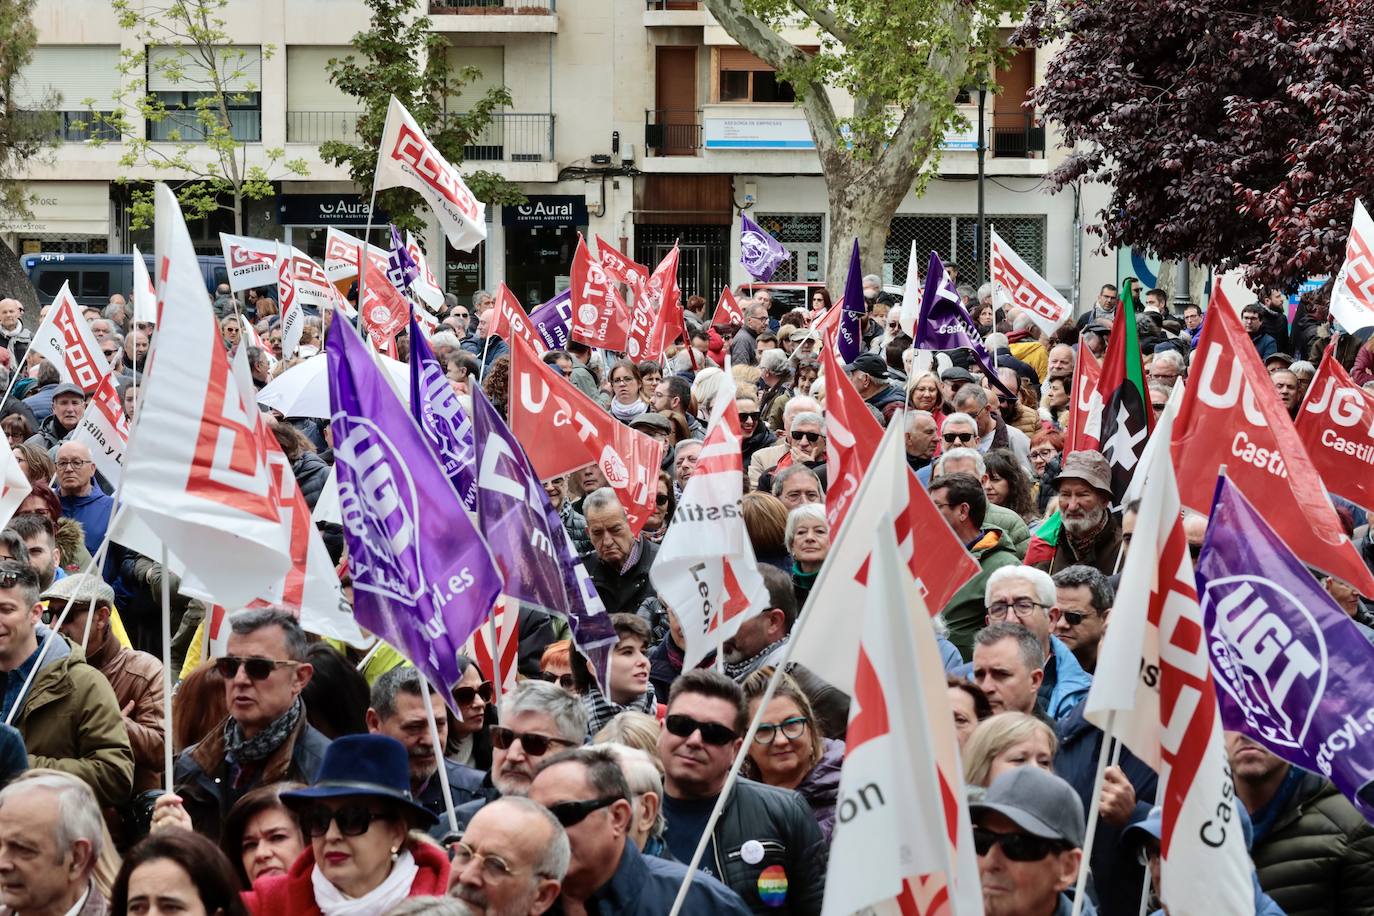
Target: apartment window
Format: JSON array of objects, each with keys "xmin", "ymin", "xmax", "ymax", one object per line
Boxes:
[
  {"xmin": 716, "ymin": 49, "xmax": 796, "ymax": 103},
  {"xmin": 14, "ymin": 46, "xmax": 122, "ymax": 141},
  {"xmin": 147, "ymin": 45, "xmax": 262, "ymax": 142},
  {"xmin": 287, "ymin": 47, "xmax": 362, "ymax": 143}
]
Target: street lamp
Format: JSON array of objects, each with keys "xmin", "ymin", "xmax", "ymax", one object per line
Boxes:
[{"xmin": 976, "ymin": 84, "xmax": 987, "ymax": 285}]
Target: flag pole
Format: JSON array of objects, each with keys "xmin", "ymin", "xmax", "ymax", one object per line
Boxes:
[
  {"xmin": 1070, "ymin": 709, "xmax": 1116, "ymax": 916},
  {"xmin": 0, "ymin": 356, "xmax": 27, "ymax": 410},
  {"xmin": 160, "ymin": 543, "xmax": 175, "ymax": 790},
  {"xmin": 487, "ymin": 600, "xmax": 503, "ymax": 707},
  {"xmin": 354, "ymin": 638, "xmax": 386, "ymax": 673},
  {"xmin": 421, "ymin": 677, "xmax": 460, "ymax": 837}
]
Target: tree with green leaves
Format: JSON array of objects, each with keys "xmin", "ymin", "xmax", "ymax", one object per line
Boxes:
[
  {"xmin": 321, "ymin": 0, "xmax": 524, "ymax": 236},
  {"xmin": 90, "ymin": 0, "xmax": 308, "ymax": 235},
  {"xmin": 0, "ymin": 0, "xmax": 58, "ymax": 308},
  {"xmin": 705, "ymin": 0, "xmax": 1026, "ymax": 289}
]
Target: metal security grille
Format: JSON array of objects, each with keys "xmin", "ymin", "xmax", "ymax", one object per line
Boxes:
[
  {"xmin": 885, "ymin": 214, "xmax": 1046, "ymax": 286},
  {"xmin": 634, "ymin": 224, "xmax": 730, "ymax": 300},
  {"xmin": 753, "ymin": 213, "xmax": 823, "ymax": 282}
]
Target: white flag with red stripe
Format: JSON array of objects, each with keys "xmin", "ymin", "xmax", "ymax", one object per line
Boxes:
[
  {"xmin": 465, "ymin": 597, "xmax": 520, "ymax": 695},
  {"xmin": 28, "ymin": 284, "xmax": 111, "ymax": 392},
  {"xmin": 808, "ymin": 425, "xmax": 981, "ymax": 916},
  {"xmin": 1331, "ymin": 199, "xmax": 1374, "ymax": 332},
  {"xmin": 375, "ymin": 96, "xmax": 486, "ymax": 252},
  {"xmin": 1086, "ymin": 397, "xmax": 1253, "ymax": 916},
  {"xmin": 220, "ymin": 233, "xmax": 277, "ymax": 293},
  {"xmin": 649, "ymin": 371, "xmax": 768, "ymax": 669},
  {"xmin": 71, "ymin": 373, "xmax": 130, "ymax": 485},
  {"xmin": 115, "ymin": 184, "xmax": 292, "ymax": 608},
  {"xmin": 0, "ymin": 446, "xmax": 31, "ymax": 531},
  {"xmin": 132, "ymin": 246, "xmax": 158, "ymax": 326},
  {"xmin": 990, "ymin": 227, "xmax": 1071, "ymax": 337}
]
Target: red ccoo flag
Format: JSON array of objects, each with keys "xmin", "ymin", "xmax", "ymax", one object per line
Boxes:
[{"xmin": 1172, "ymin": 288, "xmax": 1374, "ymax": 595}]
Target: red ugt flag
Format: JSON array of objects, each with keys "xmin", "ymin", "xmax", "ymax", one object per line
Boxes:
[
  {"xmin": 1294, "ymin": 349, "xmax": 1374, "ymax": 513},
  {"xmin": 570, "ymin": 234, "xmax": 631, "ymax": 351}
]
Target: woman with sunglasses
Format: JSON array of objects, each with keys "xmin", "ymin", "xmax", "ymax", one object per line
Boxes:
[
  {"xmin": 641, "ymin": 471, "xmax": 676, "ymax": 544},
  {"xmin": 446, "ymin": 656, "xmax": 494, "ymax": 770},
  {"xmin": 740, "ymin": 668, "xmax": 844, "ymax": 842},
  {"xmin": 607, "ymin": 359, "xmax": 649, "ymax": 425},
  {"xmin": 736, "ymin": 395, "xmax": 776, "ymax": 466},
  {"xmin": 244, "ymin": 734, "xmax": 450, "ymax": 914},
  {"xmin": 786, "ymin": 503, "xmax": 830, "ymax": 607},
  {"xmin": 539, "ymin": 640, "xmax": 578, "ymax": 693}
]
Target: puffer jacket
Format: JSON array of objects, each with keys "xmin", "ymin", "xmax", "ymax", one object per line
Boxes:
[
  {"xmin": 686, "ymin": 777, "xmax": 827, "ymax": 914},
  {"xmin": 9, "ymin": 629, "xmax": 135, "ymax": 808},
  {"xmin": 174, "ymin": 712, "xmax": 330, "ymax": 842},
  {"xmin": 795, "ymin": 738, "xmax": 844, "ymax": 842},
  {"xmin": 940, "ymin": 525, "xmax": 1022, "ymax": 660},
  {"xmin": 289, "ymin": 450, "xmax": 331, "ymax": 510},
  {"xmin": 1251, "ymin": 768, "xmax": 1374, "ymax": 916}
]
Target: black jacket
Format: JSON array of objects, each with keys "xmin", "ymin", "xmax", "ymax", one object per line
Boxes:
[
  {"xmin": 550, "ymin": 839, "xmax": 750, "ymax": 915},
  {"xmin": 584, "ymin": 539, "xmax": 659, "ymax": 615},
  {"xmin": 665, "ymin": 778, "xmax": 827, "ymax": 915},
  {"xmin": 419, "ymin": 759, "xmax": 497, "ymax": 836},
  {"xmin": 1260, "ymin": 303, "xmax": 1292, "ymax": 354},
  {"xmin": 290, "ymin": 451, "xmax": 331, "ymax": 511}
]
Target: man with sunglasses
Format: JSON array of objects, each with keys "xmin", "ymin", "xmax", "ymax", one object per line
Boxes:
[
  {"xmin": 528, "ymin": 746, "xmax": 750, "ymax": 914},
  {"xmin": 366, "ymin": 666, "xmax": 492, "ymax": 826},
  {"xmin": 167, "ymin": 609, "xmax": 323, "ymax": 841},
  {"xmin": 0, "ymin": 560, "xmax": 132, "ymax": 809},
  {"xmin": 453, "ymin": 680, "xmax": 588, "ymax": 832},
  {"xmin": 953, "ymin": 384, "xmax": 1033, "ymax": 476},
  {"xmin": 658, "ymin": 669, "xmax": 826, "ymax": 914},
  {"xmin": 757, "ymin": 412, "xmax": 826, "ymax": 496},
  {"xmin": 447, "ymin": 796, "xmax": 567, "ymax": 915},
  {"xmin": 971, "ymin": 766, "xmax": 1088, "ymax": 916},
  {"xmin": 1050, "ymin": 565, "xmax": 1113, "ymax": 676},
  {"xmin": 845, "ymin": 353, "xmax": 904, "ymax": 427},
  {"xmin": 748, "ymin": 396, "xmax": 821, "ymax": 489},
  {"xmin": 914, "ymin": 412, "xmax": 979, "ymax": 489}
]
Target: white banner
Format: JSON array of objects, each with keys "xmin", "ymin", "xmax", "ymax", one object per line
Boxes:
[
  {"xmin": 990, "ymin": 226, "xmax": 1071, "ymax": 337},
  {"xmin": 219, "ymin": 232, "xmax": 277, "ymax": 293},
  {"xmin": 132, "ymin": 245, "xmax": 158, "ymax": 326},
  {"xmin": 1331, "ymin": 199, "xmax": 1374, "ymax": 332},
  {"xmin": 71, "ymin": 373, "xmax": 129, "ymax": 485},
  {"xmin": 28, "ymin": 283, "xmax": 112, "ymax": 392}
]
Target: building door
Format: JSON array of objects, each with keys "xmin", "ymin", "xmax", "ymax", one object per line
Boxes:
[
  {"xmin": 655, "ymin": 48, "xmax": 698, "ymax": 156},
  {"xmin": 992, "ymin": 47, "xmax": 1036, "ymax": 156},
  {"xmin": 636, "ymin": 226, "xmax": 729, "ymax": 301}
]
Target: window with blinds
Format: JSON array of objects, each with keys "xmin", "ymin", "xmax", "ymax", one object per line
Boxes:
[
  {"xmin": 14, "ymin": 46, "xmax": 123, "ymax": 140},
  {"xmin": 286, "ymin": 47, "xmax": 361, "ymax": 143},
  {"xmin": 444, "ymin": 46, "xmax": 505, "ymax": 113},
  {"xmin": 147, "ymin": 45, "xmax": 262, "ymax": 143},
  {"xmin": 715, "ymin": 47, "xmax": 798, "ymax": 104}
]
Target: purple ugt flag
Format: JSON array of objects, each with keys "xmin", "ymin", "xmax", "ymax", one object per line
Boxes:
[
  {"xmin": 1197, "ymin": 475, "xmax": 1374, "ymax": 821},
  {"xmin": 913, "ymin": 250, "xmax": 1015, "ymax": 399},
  {"xmin": 530, "ymin": 289, "xmax": 573, "ymax": 350},
  {"xmin": 740, "ymin": 212, "xmax": 788, "ymax": 282},
  {"xmin": 387, "ymin": 224, "xmax": 420, "ymax": 294},
  {"xmin": 408, "ymin": 315, "xmax": 478, "ymax": 512},
  {"xmin": 836, "ymin": 238, "xmax": 865, "ymax": 363},
  {"xmin": 328, "ymin": 314, "xmax": 503, "ymax": 702}
]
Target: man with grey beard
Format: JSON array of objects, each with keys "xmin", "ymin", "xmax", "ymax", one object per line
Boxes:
[{"xmin": 1037, "ymin": 450, "xmax": 1121, "ymax": 576}]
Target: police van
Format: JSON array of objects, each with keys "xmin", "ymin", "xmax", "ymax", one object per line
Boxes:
[{"xmin": 22, "ymin": 252, "xmax": 228, "ymax": 306}]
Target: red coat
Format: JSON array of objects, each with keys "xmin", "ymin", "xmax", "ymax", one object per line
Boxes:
[{"xmin": 242, "ymin": 840, "xmax": 451, "ymax": 915}]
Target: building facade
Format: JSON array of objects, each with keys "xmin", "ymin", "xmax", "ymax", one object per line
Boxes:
[{"xmin": 5, "ymin": 0, "xmax": 1115, "ymax": 309}]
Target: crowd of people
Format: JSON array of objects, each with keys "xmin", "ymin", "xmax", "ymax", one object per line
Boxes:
[{"xmin": 0, "ymin": 268, "xmax": 1367, "ymax": 916}]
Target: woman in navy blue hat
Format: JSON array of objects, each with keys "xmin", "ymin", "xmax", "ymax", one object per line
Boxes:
[{"xmin": 241, "ymin": 734, "xmax": 450, "ymax": 915}]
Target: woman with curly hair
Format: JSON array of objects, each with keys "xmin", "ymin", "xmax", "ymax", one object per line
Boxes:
[
  {"xmin": 482, "ymin": 354, "xmax": 511, "ymax": 419},
  {"xmin": 983, "ymin": 447, "xmax": 1037, "ymax": 522}
]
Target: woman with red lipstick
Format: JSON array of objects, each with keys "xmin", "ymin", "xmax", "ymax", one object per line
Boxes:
[{"xmin": 243, "ymin": 734, "xmax": 449, "ymax": 915}]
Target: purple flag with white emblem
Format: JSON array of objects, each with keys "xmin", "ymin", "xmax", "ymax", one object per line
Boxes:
[
  {"xmin": 740, "ymin": 212, "xmax": 788, "ymax": 282},
  {"xmin": 387, "ymin": 224, "xmax": 420, "ymax": 294},
  {"xmin": 408, "ymin": 315, "xmax": 478, "ymax": 512},
  {"xmin": 913, "ymin": 250, "xmax": 1015, "ymax": 398},
  {"xmin": 837, "ymin": 238, "xmax": 865, "ymax": 364},
  {"xmin": 328, "ymin": 314, "xmax": 503, "ymax": 701},
  {"xmin": 530, "ymin": 289, "xmax": 573, "ymax": 350},
  {"xmin": 1197, "ymin": 474, "xmax": 1374, "ymax": 821}
]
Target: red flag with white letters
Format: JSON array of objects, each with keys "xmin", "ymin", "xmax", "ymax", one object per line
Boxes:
[
  {"xmin": 1294, "ymin": 350, "xmax": 1374, "ymax": 512},
  {"xmin": 710, "ymin": 286, "xmax": 745, "ymax": 328},
  {"xmin": 637, "ymin": 245, "xmax": 683, "ymax": 362},
  {"xmin": 570, "ymin": 235, "xmax": 631, "ymax": 351},
  {"xmin": 1066, "ymin": 346, "xmax": 1102, "ymax": 454},
  {"xmin": 489, "ymin": 284, "xmax": 548, "ymax": 356},
  {"xmin": 1172, "ymin": 288, "xmax": 1374, "ymax": 595},
  {"xmin": 507, "ymin": 333, "xmax": 662, "ymax": 534},
  {"xmin": 595, "ymin": 235, "xmax": 649, "ymax": 297},
  {"xmin": 358, "ymin": 251, "xmax": 409, "ymax": 351}
]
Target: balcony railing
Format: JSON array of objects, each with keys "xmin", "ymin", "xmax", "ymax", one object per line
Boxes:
[
  {"xmin": 430, "ymin": 0, "xmax": 555, "ymax": 13},
  {"xmin": 16, "ymin": 110, "xmax": 120, "ymax": 143},
  {"xmin": 287, "ymin": 111, "xmax": 364, "ymax": 144},
  {"xmin": 644, "ymin": 0, "xmax": 700, "ymax": 7},
  {"xmin": 644, "ymin": 109, "xmax": 703, "ymax": 156},
  {"xmin": 446, "ymin": 113, "xmax": 555, "ymax": 162},
  {"xmin": 990, "ymin": 112, "xmax": 1045, "ymax": 158}
]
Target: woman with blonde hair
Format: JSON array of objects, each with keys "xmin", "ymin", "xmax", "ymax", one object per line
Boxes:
[
  {"xmin": 740, "ymin": 668, "xmax": 843, "ymax": 841},
  {"xmin": 592, "ymin": 710, "xmax": 661, "ymax": 758},
  {"xmin": 961, "ymin": 712, "xmax": 1058, "ymax": 788}
]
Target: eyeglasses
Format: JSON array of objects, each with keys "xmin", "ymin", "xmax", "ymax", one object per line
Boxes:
[
  {"xmin": 943, "ymin": 432, "xmax": 975, "ymax": 444},
  {"xmin": 490, "ymin": 727, "xmax": 578, "ymax": 757},
  {"xmin": 664, "ymin": 714, "xmax": 738, "ymax": 746},
  {"xmin": 1060, "ymin": 610, "xmax": 1095, "ymax": 627},
  {"xmin": 537, "ymin": 671, "xmax": 575, "ymax": 690},
  {"xmin": 1030, "ymin": 448, "xmax": 1058, "ymax": 461},
  {"xmin": 738, "ymin": 411, "xmax": 760, "ymax": 423},
  {"xmin": 454, "ymin": 681, "xmax": 495, "ymax": 706},
  {"xmin": 974, "ymin": 828, "xmax": 1068, "ymax": 862},
  {"xmin": 790, "ymin": 430, "xmax": 823, "ymax": 444},
  {"xmin": 545, "ymin": 795, "xmax": 624, "ymax": 828},
  {"xmin": 55, "ymin": 459, "xmax": 91, "ymax": 469},
  {"xmin": 299, "ymin": 804, "xmax": 390, "ymax": 838},
  {"xmin": 753, "ymin": 715, "xmax": 809, "ymax": 744},
  {"xmin": 452, "ymin": 842, "xmax": 535, "ymax": 880},
  {"xmin": 987, "ymin": 598, "xmax": 1049, "ymax": 621},
  {"xmin": 214, "ymin": 656, "xmax": 301, "ymax": 680}
]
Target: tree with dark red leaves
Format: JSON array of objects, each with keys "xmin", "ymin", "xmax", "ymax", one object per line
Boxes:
[{"xmin": 1017, "ymin": 0, "xmax": 1374, "ymax": 289}]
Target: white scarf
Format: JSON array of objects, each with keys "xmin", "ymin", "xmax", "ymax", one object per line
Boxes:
[{"xmin": 311, "ymin": 849, "xmax": 419, "ymax": 916}]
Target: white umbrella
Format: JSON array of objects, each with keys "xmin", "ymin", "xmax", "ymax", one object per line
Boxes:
[{"xmin": 257, "ymin": 352, "xmax": 410, "ymax": 418}]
